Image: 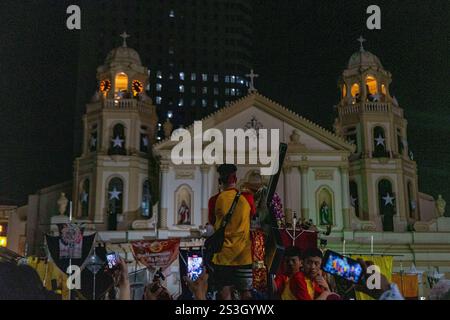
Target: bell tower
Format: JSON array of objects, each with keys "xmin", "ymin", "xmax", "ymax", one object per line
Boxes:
[
  {"xmin": 72, "ymin": 33, "xmax": 158, "ymax": 231},
  {"xmin": 334, "ymin": 37, "xmax": 421, "ymax": 232}
]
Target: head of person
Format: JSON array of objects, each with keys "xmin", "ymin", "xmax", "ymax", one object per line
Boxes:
[
  {"xmin": 283, "ymin": 246, "xmax": 302, "ymax": 276},
  {"xmin": 217, "ymin": 164, "xmax": 237, "ymax": 188},
  {"xmin": 0, "ymin": 261, "xmax": 55, "ymax": 300},
  {"xmin": 302, "ymin": 248, "xmax": 323, "ymax": 279},
  {"xmin": 243, "ymin": 171, "xmax": 265, "ymax": 193}
]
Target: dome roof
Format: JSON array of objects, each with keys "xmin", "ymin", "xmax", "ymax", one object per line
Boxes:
[
  {"xmin": 105, "ymin": 46, "xmax": 142, "ymax": 66},
  {"xmin": 347, "ymin": 50, "xmax": 383, "ymax": 69}
]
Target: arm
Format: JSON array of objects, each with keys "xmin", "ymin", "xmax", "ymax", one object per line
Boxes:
[{"xmin": 116, "ymin": 257, "xmax": 131, "ymax": 300}]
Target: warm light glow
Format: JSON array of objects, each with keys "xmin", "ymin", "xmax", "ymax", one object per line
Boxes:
[
  {"xmin": 366, "ymin": 76, "xmax": 378, "ymax": 95},
  {"xmin": 351, "ymin": 83, "xmax": 360, "ymax": 97},
  {"xmin": 0, "ymin": 225, "xmax": 3, "ymax": 233},
  {"xmin": 0, "ymin": 237, "xmax": 6, "ymax": 248},
  {"xmin": 115, "ymin": 73, "xmax": 128, "ymax": 93},
  {"xmin": 381, "ymin": 84, "xmax": 387, "ymax": 95},
  {"xmin": 342, "ymin": 84, "xmax": 347, "ymax": 98}
]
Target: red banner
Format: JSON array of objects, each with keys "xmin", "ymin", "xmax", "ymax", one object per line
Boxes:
[{"xmin": 130, "ymin": 239, "xmax": 180, "ymax": 272}]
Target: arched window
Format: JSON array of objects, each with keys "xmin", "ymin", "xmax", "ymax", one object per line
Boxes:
[
  {"xmin": 349, "ymin": 181, "xmax": 360, "ymax": 218},
  {"xmin": 407, "ymin": 181, "xmax": 416, "ymax": 219},
  {"xmin": 109, "ymin": 124, "xmax": 126, "ymax": 155},
  {"xmin": 378, "ymin": 179, "xmax": 395, "ymax": 231},
  {"xmin": 89, "ymin": 124, "xmax": 98, "ymax": 152},
  {"xmin": 351, "ymin": 83, "xmax": 360, "ymax": 98},
  {"xmin": 80, "ymin": 179, "xmax": 90, "ymax": 218},
  {"xmin": 115, "ymin": 72, "xmax": 128, "ymax": 94},
  {"xmin": 107, "ymin": 177, "xmax": 124, "ymax": 230},
  {"xmin": 342, "ymin": 84, "xmax": 347, "ymax": 99},
  {"xmin": 366, "ymin": 76, "xmax": 378, "ymax": 95},
  {"xmin": 175, "ymin": 185, "xmax": 192, "ymax": 225},
  {"xmin": 140, "ymin": 126, "xmax": 149, "ymax": 153},
  {"xmin": 373, "ymin": 126, "xmax": 388, "ymax": 158},
  {"xmin": 141, "ymin": 179, "xmax": 152, "ymax": 219}
]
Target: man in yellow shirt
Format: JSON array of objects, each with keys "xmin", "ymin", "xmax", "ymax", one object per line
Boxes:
[{"xmin": 208, "ymin": 164, "xmax": 256, "ymax": 300}]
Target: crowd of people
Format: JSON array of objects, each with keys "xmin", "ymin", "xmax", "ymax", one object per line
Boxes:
[{"xmin": 1, "ymin": 164, "xmax": 449, "ymax": 300}]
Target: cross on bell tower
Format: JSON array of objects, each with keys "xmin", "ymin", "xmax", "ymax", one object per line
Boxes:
[
  {"xmin": 357, "ymin": 35, "xmax": 366, "ymax": 52},
  {"xmin": 120, "ymin": 31, "xmax": 130, "ymax": 47}
]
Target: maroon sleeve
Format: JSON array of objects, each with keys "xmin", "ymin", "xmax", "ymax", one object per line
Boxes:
[
  {"xmin": 241, "ymin": 192, "xmax": 256, "ymax": 217},
  {"xmin": 274, "ymin": 274, "xmax": 287, "ymax": 294}
]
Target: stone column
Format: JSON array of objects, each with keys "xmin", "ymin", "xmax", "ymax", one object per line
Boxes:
[
  {"xmin": 200, "ymin": 165, "xmax": 209, "ymax": 226},
  {"xmin": 283, "ymin": 166, "xmax": 292, "ymax": 223},
  {"xmin": 340, "ymin": 165, "xmax": 351, "ymax": 230},
  {"xmin": 299, "ymin": 165, "xmax": 310, "ymax": 221},
  {"xmin": 159, "ymin": 163, "xmax": 169, "ymax": 229}
]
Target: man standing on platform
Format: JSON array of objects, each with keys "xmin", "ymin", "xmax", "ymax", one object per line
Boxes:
[{"xmin": 208, "ymin": 164, "xmax": 256, "ymax": 300}]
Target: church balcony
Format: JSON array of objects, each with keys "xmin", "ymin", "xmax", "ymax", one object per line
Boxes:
[
  {"xmin": 87, "ymin": 99, "xmax": 154, "ymax": 115},
  {"xmin": 338, "ymin": 102, "xmax": 404, "ymax": 118}
]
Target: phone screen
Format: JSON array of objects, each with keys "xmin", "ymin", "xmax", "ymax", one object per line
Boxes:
[
  {"xmin": 322, "ymin": 250, "xmax": 363, "ymax": 284},
  {"xmin": 106, "ymin": 253, "xmax": 119, "ymax": 269},
  {"xmin": 187, "ymin": 255, "xmax": 203, "ymax": 281}
]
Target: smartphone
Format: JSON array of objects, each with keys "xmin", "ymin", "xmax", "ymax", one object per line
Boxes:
[
  {"xmin": 106, "ymin": 252, "xmax": 120, "ymax": 270},
  {"xmin": 321, "ymin": 250, "xmax": 364, "ymax": 284},
  {"xmin": 187, "ymin": 254, "xmax": 203, "ymax": 281}
]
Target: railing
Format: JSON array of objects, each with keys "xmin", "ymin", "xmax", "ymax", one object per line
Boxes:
[
  {"xmin": 339, "ymin": 102, "xmax": 403, "ymax": 117},
  {"xmin": 101, "ymin": 99, "xmax": 154, "ymax": 114}
]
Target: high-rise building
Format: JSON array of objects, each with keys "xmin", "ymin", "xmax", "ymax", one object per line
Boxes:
[{"xmin": 74, "ymin": 0, "xmax": 253, "ymax": 154}]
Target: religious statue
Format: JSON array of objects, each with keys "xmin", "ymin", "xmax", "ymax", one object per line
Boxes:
[
  {"xmin": 436, "ymin": 195, "xmax": 446, "ymax": 217},
  {"xmin": 177, "ymin": 200, "xmax": 190, "ymax": 225},
  {"xmin": 319, "ymin": 201, "xmax": 332, "ymax": 225},
  {"xmin": 57, "ymin": 192, "xmax": 69, "ymax": 216}
]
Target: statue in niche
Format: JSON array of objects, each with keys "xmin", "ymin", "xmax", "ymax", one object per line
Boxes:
[
  {"xmin": 57, "ymin": 192, "xmax": 69, "ymax": 216},
  {"xmin": 319, "ymin": 201, "xmax": 332, "ymax": 226},
  {"xmin": 436, "ymin": 195, "xmax": 446, "ymax": 217},
  {"xmin": 177, "ymin": 200, "xmax": 191, "ymax": 225}
]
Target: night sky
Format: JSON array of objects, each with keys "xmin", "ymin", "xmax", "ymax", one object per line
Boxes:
[{"xmin": 1, "ymin": 0, "xmax": 449, "ymax": 206}]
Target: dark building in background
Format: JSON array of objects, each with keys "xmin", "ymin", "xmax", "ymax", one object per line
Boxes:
[{"xmin": 74, "ymin": 0, "xmax": 253, "ymax": 154}]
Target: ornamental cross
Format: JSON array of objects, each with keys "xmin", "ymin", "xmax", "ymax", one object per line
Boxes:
[
  {"xmin": 245, "ymin": 69, "xmax": 259, "ymax": 93},
  {"xmin": 120, "ymin": 31, "xmax": 130, "ymax": 47},
  {"xmin": 357, "ymin": 35, "xmax": 366, "ymax": 52}
]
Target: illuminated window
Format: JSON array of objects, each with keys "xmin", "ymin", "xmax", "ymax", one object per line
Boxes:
[
  {"xmin": 202, "ymin": 74, "xmax": 208, "ymax": 82},
  {"xmin": 351, "ymin": 83, "xmax": 360, "ymax": 98},
  {"xmin": 231, "ymin": 88, "xmax": 236, "ymax": 96},
  {"xmin": 381, "ymin": 84, "xmax": 387, "ymax": 96},
  {"xmin": 169, "ymin": 10, "xmax": 175, "ymax": 18},
  {"xmin": 214, "ymin": 100, "xmax": 219, "ymax": 108},
  {"xmin": 156, "ymin": 96, "xmax": 162, "ymax": 104},
  {"xmin": 141, "ymin": 180, "xmax": 152, "ymax": 218},
  {"xmin": 178, "ymin": 98, "xmax": 184, "ymax": 107},
  {"xmin": 156, "ymin": 83, "xmax": 162, "ymax": 91},
  {"xmin": 191, "ymin": 73, "xmax": 197, "ymax": 81},
  {"xmin": 202, "ymin": 99, "xmax": 207, "ymax": 107},
  {"xmin": 225, "ymin": 76, "xmax": 230, "ymax": 83},
  {"xmin": 213, "ymin": 74, "xmax": 219, "ymax": 82},
  {"xmin": 157, "ymin": 71, "xmax": 162, "ymax": 79},
  {"xmin": 115, "ymin": 73, "xmax": 128, "ymax": 93},
  {"xmin": 0, "ymin": 237, "xmax": 7, "ymax": 248},
  {"xmin": 179, "ymin": 85, "xmax": 185, "ymax": 93},
  {"xmin": 168, "ymin": 111, "xmax": 173, "ymax": 118},
  {"xmin": 179, "ymin": 72, "xmax": 185, "ymax": 80},
  {"xmin": 225, "ymin": 88, "xmax": 230, "ymax": 96},
  {"xmin": 231, "ymin": 76, "xmax": 236, "ymax": 83},
  {"xmin": 366, "ymin": 76, "xmax": 378, "ymax": 95},
  {"xmin": 342, "ymin": 84, "xmax": 347, "ymax": 98}
]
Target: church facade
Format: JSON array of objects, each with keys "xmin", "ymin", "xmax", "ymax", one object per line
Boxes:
[{"xmin": 9, "ymin": 41, "xmax": 449, "ymax": 292}]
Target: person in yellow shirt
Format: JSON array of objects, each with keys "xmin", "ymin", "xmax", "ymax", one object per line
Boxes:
[{"xmin": 208, "ymin": 164, "xmax": 256, "ymax": 300}]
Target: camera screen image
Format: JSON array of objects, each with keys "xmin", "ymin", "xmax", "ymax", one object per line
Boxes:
[
  {"xmin": 322, "ymin": 252, "xmax": 363, "ymax": 284},
  {"xmin": 187, "ymin": 255, "xmax": 203, "ymax": 281},
  {"xmin": 106, "ymin": 253, "xmax": 119, "ymax": 269}
]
